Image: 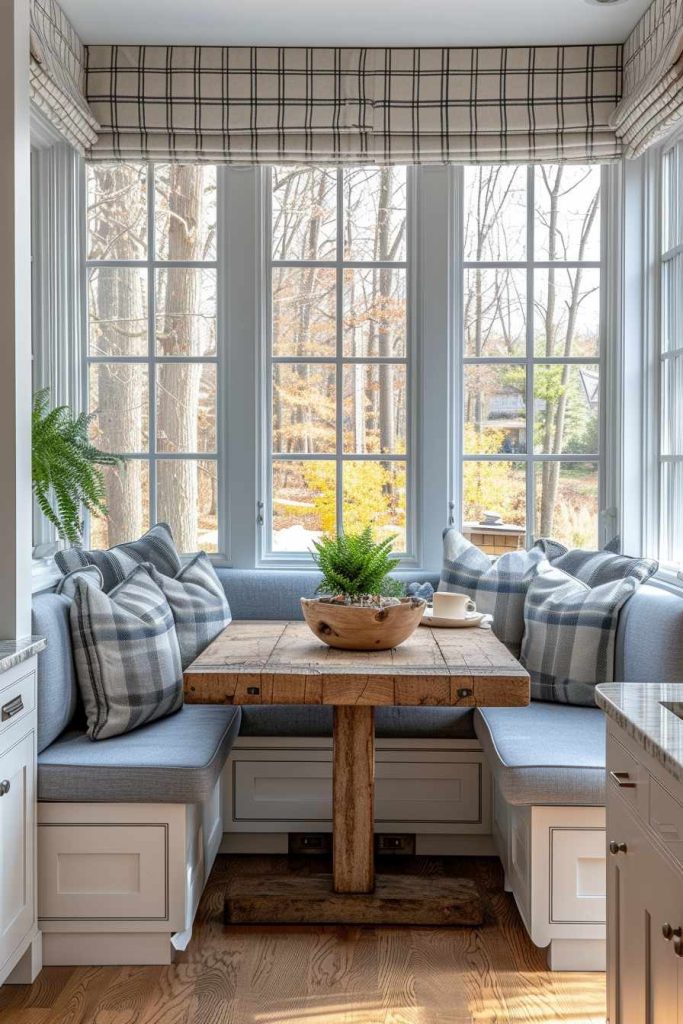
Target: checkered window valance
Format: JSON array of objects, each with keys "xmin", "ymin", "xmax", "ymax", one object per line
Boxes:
[
  {"xmin": 612, "ymin": 0, "xmax": 683, "ymax": 156},
  {"xmin": 30, "ymin": 0, "xmax": 99, "ymax": 151},
  {"xmin": 84, "ymin": 44, "xmax": 623, "ymax": 164}
]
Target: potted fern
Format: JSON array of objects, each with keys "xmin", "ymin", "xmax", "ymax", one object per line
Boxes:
[
  {"xmin": 300, "ymin": 527, "xmax": 426, "ymax": 651},
  {"xmin": 32, "ymin": 389, "xmax": 123, "ymax": 549}
]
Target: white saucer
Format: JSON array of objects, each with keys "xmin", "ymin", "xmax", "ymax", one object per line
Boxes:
[{"xmin": 420, "ymin": 608, "xmax": 487, "ymax": 629}]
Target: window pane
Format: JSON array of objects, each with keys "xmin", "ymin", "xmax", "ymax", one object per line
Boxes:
[
  {"xmin": 89, "ymin": 364, "xmax": 149, "ymax": 453},
  {"xmin": 534, "ymin": 165, "xmax": 601, "ymax": 262},
  {"xmin": 662, "ymin": 352, "xmax": 683, "ymax": 457},
  {"xmin": 465, "ymin": 268, "xmax": 526, "ymax": 357},
  {"xmin": 535, "ymin": 462, "xmax": 598, "ymax": 548},
  {"xmin": 89, "ymin": 461, "xmax": 150, "ymax": 550},
  {"xmin": 343, "ymin": 167, "xmax": 407, "ymax": 262},
  {"xmin": 272, "ymin": 459, "xmax": 336, "ymax": 551},
  {"xmin": 88, "ymin": 268, "xmax": 148, "ymax": 357},
  {"xmin": 534, "ymin": 364, "xmax": 599, "ymax": 455},
  {"xmin": 272, "ymin": 167, "xmax": 337, "ymax": 261},
  {"xmin": 157, "ymin": 459, "xmax": 218, "ymax": 552},
  {"xmin": 157, "ymin": 363, "xmax": 216, "ymax": 454},
  {"xmin": 86, "ymin": 163, "xmax": 147, "ymax": 261},
  {"xmin": 272, "ymin": 364, "xmax": 336, "ymax": 454},
  {"xmin": 343, "ymin": 364, "xmax": 406, "ymax": 454},
  {"xmin": 464, "ymin": 365, "xmax": 526, "ymax": 455},
  {"xmin": 463, "ymin": 460, "xmax": 526, "ymax": 530},
  {"xmin": 464, "ymin": 166, "xmax": 526, "ymax": 262},
  {"xmin": 663, "ymin": 145, "xmax": 681, "ymax": 253},
  {"xmin": 661, "ymin": 460, "xmax": 683, "ymax": 564},
  {"xmin": 343, "ymin": 268, "xmax": 406, "ymax": 357},
  {"xmin": 662, "ymin": 254, "xmax": 683, "ymax": 354},
  {"xmin": 342, "ymin": 460, "xmax": 406, "ymax": 551},
  {"xmin": 272, "ymin": 267, "xmax": 336, "ymax": 357},
  {"xmin": 154, "ymin": 164, "xmax": 217, "ymax": 261},
  {"xmin": 534, "ymin": 267, "xmax": 600, "ymax": 357},
  {"xmin": 155, "ymin": 268, "xmax": 216, "ymax": 356}
]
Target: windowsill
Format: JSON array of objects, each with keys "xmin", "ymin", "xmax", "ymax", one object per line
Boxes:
[
  {"xmin": 653, "ymin": 565, "xmax": 683, "ymax": 594},
  {"xmin": 32, "ymin": 558, "xmax": 61, "ymax": 594}
]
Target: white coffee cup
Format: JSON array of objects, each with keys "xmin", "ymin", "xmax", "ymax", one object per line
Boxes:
[{"xmin": 432, "ymin": 592, "xmax": 476, "ymax": 620}]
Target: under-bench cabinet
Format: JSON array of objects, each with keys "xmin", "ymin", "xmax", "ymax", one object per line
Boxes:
[{"xmin": 607, "ymin": 722, "xmax": 683, "ymax": 1023}]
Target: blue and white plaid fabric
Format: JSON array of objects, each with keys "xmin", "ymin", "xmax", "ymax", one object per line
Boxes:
[
  {"xmin": 144, "ymin": 553, "xmax": 232, "ymax": 670},
  {"xmin": 522, "ymin": 566, "xmax": 649, "ymax": 706},
  {"xmin": 545, "ymin": 548, "xmax": 658, "ymax": 588},
  {"xmin": 56, "ymin": 522, "xmax": 182, "ymax": 592},
  {"xmin": 55, "ymin": 564, "xmax": 103, "ymax": 600},
  {"xmin": 70, "ymin": 564, "xmax": 183, "ymax": 740},
  {"xmin": 439, "ymin": 529, "xmax": 550, "ymax": 655}
]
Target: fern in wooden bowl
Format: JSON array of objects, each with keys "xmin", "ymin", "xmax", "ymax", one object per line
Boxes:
[{"xmin": 301, "ymin": 527, "xmax": 425, "ymax": 651}]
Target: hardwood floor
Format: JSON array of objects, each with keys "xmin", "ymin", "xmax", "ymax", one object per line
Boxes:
[{"xmin": 0, "ymin": 855, "xmax": 606, "ymax": 1024}]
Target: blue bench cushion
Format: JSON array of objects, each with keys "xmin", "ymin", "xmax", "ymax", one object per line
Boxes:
[
  {"xmin": 38, "ymin": 705, "xmax": 241, "ymax": 803},
  {"xmin": 474, "ymin": 704, "xmax": 606, "ymax": 806},
  {"xmin": 33, "ymin": 592, "xmax": 80, "ymax": 752},
  {"xmin": 240, "ymin": 705, "xmax": 476, "ymax": 739}
]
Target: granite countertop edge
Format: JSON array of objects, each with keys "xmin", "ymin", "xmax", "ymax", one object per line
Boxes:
[
  {"xmin": 0, "ymin": 636, "xmax": 47, "ymax": 675},
  {"xmin": 596, "ymin": 682, "xmax": 683, "ymax": 784}
]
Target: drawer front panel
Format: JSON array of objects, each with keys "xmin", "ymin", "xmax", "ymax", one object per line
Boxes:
[
  {"xmin": 649, "ymin": 777, "xmax": 683, "ymax": 867},
  {"xmin": 607, "ymin": 734, "xmax": 647, "ymax": 819},
  {"xmin": 0, "ymin": 731, "xmax": 35, "ymax": 970},
  {"xmin": 551, "ymin": 827, "xmax": 606, "ymax": 924},
  {"xmin": 232, "ymin": 759, "xmax": 482, "ymax": 825},
  {"xmin": 39, "ymin": 823, "xmax": 168, "ymax": 921},
  {"xmin": 0, "ymin": 670, "xmax": 35, "ymax": 740}
]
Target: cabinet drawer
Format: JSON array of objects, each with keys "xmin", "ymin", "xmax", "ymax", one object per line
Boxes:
[
  {"xmin": 607, "ymin": 734, "xmax": 647, "ymax": 819},
  {"xmin": 232, "ymin": 759, "xmax": 482, "ymax": 825},
  {"xmin": 0, "ymin": 669, "xmax": 35, "ymax": 739},
  {"xmin": 649, "ymin": 777, "xmax": 683, "ymax": 867},
  {"xmin": 39, "ymin": 823, "xmax": 168, "ymax": 921}
]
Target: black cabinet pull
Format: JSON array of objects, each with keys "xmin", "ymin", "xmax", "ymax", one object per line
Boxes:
[{"xmin": 1, "ymin": 695, "xmax": 24, "ymax": 721}]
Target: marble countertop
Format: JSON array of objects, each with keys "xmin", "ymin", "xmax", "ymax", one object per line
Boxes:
[
  {"xmin": 0, "ymin": 637, "xmax": 46, "ymax": 676},
  {"xmin": 597, "ymin": 683, "xmax": 683, "ymax": 783}
]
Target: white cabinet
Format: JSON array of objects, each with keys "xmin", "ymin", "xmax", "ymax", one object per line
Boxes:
[
  {"xmin": 0, "ymin": 657, "xmax": 41, "ymax": 987},
  {"xmin": 607, "ymin": 724, "xmax": 683, "ymax": 1024}
]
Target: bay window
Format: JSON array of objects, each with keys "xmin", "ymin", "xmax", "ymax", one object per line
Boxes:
[{"xmin": 79, "ymin": 161, "xmax": 610, "ymax": 568}]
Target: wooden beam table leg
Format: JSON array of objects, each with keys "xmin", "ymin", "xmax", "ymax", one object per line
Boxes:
[{"xmin": 333, "ymin": 705, "xmax": 375, "ymax": 894}]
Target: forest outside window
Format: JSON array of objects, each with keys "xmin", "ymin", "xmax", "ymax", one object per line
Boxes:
[
  {"xmin": 86, "ymin": 163, "xmax": 219, "ymax": 553},
  {"xmin": 462, "ymin": 165, "xmax": 602, "ymax": 550},
  {"xmin": 267, "ymin": 166, "xmax": 410, "ymax": 556}
]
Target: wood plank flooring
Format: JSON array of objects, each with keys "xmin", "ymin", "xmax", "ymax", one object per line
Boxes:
[{"xmin": 0, "ymin": 855, "xmax": 606, "ymax": 1024}]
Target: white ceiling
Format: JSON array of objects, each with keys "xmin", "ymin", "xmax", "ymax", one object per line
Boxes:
[{"xmin": 61, "ymin": 0, "xmax": 650, "ymax": 48}]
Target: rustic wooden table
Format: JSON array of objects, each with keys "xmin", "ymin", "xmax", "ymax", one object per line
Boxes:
[{"xmin": 184, "ymin": 619, "xmax": 530, "ymax": 926}]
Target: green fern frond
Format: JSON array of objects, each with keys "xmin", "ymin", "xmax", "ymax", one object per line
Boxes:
[
  {"xmin": 311, "ymin": 526, "xmax": 404, "ymax": 601},
  {"xmin": 32, "ymin": 388, "xmax": 126, "ymax": 545}
]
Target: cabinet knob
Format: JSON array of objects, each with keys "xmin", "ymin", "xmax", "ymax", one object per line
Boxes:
[
  {"xmin": 675, "ymin": 936, "xmax": 683, "ymax": 958},
  {"xmin": 609, "ymin": 840, "xmax": 627, "ymax": 855},
  {"xmin": 663, "ymin": 923, "xmax": 682, "ymax": 941},
  {"xmin": 0, "ymin": 780, "xmax": 9, "ymax": 797}
]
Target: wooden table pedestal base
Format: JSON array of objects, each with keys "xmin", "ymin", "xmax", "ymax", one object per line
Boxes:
[{"xmin": 224, "ymin": 872, "xmax": 484, "ymax": 926}]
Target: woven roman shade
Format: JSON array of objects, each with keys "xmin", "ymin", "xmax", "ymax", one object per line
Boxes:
[
  {"xmin": 612, "ymin": 0, "xmax": 683, "ymax": 156},
  {"xmin": 30, "ymin": 0, "xmax": 99, "ymax": 151},
  {"xmin": 84, "ymin": 44, "xmax": 622, "ymax": 164}
]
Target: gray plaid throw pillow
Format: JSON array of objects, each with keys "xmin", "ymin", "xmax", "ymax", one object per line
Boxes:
[
  {"xmin": 70, "ymin": 564, "xmax": 183, "ymax": 740},
  {"xmin": 547, "ymin": 548, "xmax": 658, "ymax": 587},
  {"xmin": 522, "ymin": 566, "xmax": 645, "ymax": 706},
  {"xmin": 56, "ymin": 523, "xmax": 182, "ymax": 592},
  {"xmin": 439, "ymin": 529, "xmax": 550, "ymax": 654},
  {"xmin": 144, "ymin": 553, "xmax": 232, "ymax": 670}
]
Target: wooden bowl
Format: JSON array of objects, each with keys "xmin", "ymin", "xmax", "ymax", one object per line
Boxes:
[{"xmin": 300, "ymin": 597, "xmax": 426, "ymax": 651}]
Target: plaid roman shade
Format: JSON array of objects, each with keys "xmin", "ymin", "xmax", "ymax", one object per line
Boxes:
[
  {"xmin": 30, "ymin": 0, "xmax": 99, "ymax": 151},
  {"xmin": 612, "ymin": 0, "xmax": 683, "ymax": 155},
  {"xmin": 84, "ymin": 44, "xmax": 623, "ymax": 164}
]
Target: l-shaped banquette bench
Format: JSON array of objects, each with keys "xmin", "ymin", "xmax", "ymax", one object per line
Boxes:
[{"xmin": 32, "ymin": 569, "xmax": 683, "ymax": 970}]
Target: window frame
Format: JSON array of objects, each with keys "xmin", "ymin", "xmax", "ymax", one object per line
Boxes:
[
  {"xmin": 456, "ymin": 164, "xmax": 607, "ymax": 550},
  {"xmin": 257, "ymin": 165, "xmax": 420, "ymax": 568},
  {"xmin": 83, "ymin": 162, "xmax": 225, "ymax": 557}
]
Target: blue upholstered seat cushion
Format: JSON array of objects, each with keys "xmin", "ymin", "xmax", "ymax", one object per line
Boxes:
[
  {"xmin": 38, "ymin": 705, "xmax": 242, "ymax": 803},
  {"xmin": 239, "ymin": 705, "xmax": 476, "ymax": 739},
  {"xmin": 474, "ymin": 704, "xmax": 606, "ymax": 806}
]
